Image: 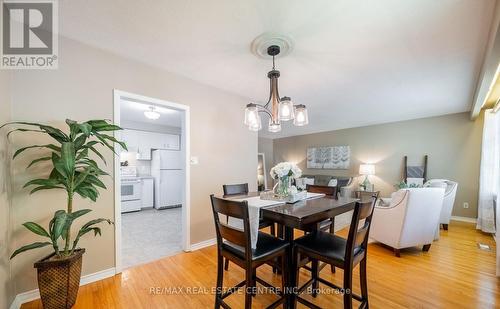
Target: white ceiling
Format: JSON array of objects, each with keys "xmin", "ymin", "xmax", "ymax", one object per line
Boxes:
[
  {"xmin": 59, "ymin": 0, "xmax": 495, "ymax": 138},
  {"xmin": 120, "ymin": 99, "xmax": 182, "ymax": 127}
]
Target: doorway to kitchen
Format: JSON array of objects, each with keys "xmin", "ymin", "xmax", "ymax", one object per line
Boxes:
[{"xmin": 113, "ymin": 90, "xmax": 190, "ymax": 272}]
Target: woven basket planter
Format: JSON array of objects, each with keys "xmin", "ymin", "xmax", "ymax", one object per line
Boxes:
[{"xmin": 34, "ymin": 249, "xmax": 85, "ymax": 309}]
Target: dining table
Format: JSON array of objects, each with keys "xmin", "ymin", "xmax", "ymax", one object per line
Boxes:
[{"xmin": 222, "ymin": 191, "xmax": 358, "ymax": 309}]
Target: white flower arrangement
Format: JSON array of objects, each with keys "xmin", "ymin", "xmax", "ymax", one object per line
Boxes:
[{"xmin": 270, "ymin": 162, "xmax": 302, "ymax": 180}]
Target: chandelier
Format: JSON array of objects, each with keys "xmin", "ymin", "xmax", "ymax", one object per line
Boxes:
[{"xmin": 244, "ymin": 45, "xmax": 308, "ymax": 132}]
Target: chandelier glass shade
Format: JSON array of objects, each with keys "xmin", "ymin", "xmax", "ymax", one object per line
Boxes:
[{"xmin": 244, "ymin": 45, "xmax": 308, "ymax": 132}]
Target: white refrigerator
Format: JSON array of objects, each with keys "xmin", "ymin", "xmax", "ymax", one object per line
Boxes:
[{"xmin": 151, "ymin": 150, "xmax": 184, "ymax": 209}]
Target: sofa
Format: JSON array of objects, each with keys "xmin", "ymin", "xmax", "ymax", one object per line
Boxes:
[
  {"xmin": 299, "ymin": 174, "xmax": 355, "ymax": 197},
  {"xmin": 301, "ymin": 174, "xmax": 352, "ymax": 187}
]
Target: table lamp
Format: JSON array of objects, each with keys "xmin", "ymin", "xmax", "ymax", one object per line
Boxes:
[{"xmin": 359, "ymin": 164, "xmax": 375, "ymax": 190}]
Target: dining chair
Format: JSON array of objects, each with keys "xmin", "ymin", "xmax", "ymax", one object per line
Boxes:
[
  {"xmin": 222, "ymin": 183, "xmax": 276, "ymax": 271},
  {"xmin": 223, "ymin": 183, "xmax": 250, "ymax": 196},
  {"xmin": 210, "ymin": 195, "xmax": 288, "ymax": 309},
  {"xmin": 355, "ymin": 190, "xmax": 380, "ymax": 202},
  {"xmin": 306, "ymin": 184, "xmax": 338, "ymax": 198},
  {"xmin": 301, "ymin": 184, "xmax": 339, "ymax": 273},
  {"xmin": 293, "ymin": 196, "xmax": 378, "ymax": 309}
]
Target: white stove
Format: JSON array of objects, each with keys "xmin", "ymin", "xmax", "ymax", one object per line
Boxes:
[{"xmin": 121, "ymin": 167, "xmax": 142, "ymax": 213}]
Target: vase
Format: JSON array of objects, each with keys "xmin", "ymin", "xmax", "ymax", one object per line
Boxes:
[
  {"xmin": 34, "ymin": 248, "xmax": 85, "ymax": 309},
  {"xmin": 274, "ymin": 176, "xmax": 291, "ymax": 198}
]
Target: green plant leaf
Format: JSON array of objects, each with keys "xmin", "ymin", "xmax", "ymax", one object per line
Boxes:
[
  {"xmin": 6, "ymin": 128, "xmax": 45, "ymax": 138},
  {"xmin": 10, "ymin": 242, "xmax": 51, "ymax": 259},
  {"xmin": 13, "ymin": 144, "xmax": 60, "ymax": 159},
  {"xmin": 76, "ymin": 148, "xmax": 88, "ymax": 161},
  {"xmin": 82, "ymin": 218, "xmax": 113, "ymax": 229},
  {"xmin": 74, "ymin": 168, "xmax": 91, "ymax": 189},
  {"xmin": 52, "ymin": 152, "xmax": 70, "ymax": 180},
  {"xmin": 71, "ymin": 218, "xmax": 112, "ymax": 251},
  {"xmin": 23, "ymin": 178, "xmax": 61, "ymax": 188},
  {"xmin": 29, "ymin": 185, "xmax": 64, "ymax": 194},
  {"xmin": 93, "ymin": 134, "xmax": 114, "ymax": 152},
  {"xmin": 27, "ymin": 156, "xmax": 52, "ymax": 168},
  {"xmin": 49, "ymin": 168, "xmax": 65, "ymax": 181},
  {"xmin": 85, "ymin": 120, "xmax": 122, "ymax": 132},
  {"xmin": 70, "ymin": 209, "xmax": 92, "ymax": 219},
  {"xmin": 99, "ymin": 133, "xmax": 127, "ymax": 151},
  {"xmin": 74, "ymin": 134, "xmax": 87, "ymax": 150},
  {"xmin": 22, "ymin": 222, "xmax": 50, "ymax": 238},
  {"xmin": 60, "ymin": 142, "xmax": 76, "ymax": 179},
  {"xmin": 61, "ymin": 209, "xmax": 92, "ymax": 240},
  {"xmin": 52, "ymin": 210, "xmax": 68, "ymax": 240},
  {"xmin": 1, "ymin": 122, "xmax": 70, "ymax": 143},
  {"xmin": 85, "ymin": 145, "xmax": 106, "ymax": 164},
  {"xmin": 75, "ymin": 185, "xmax": 99, "ymax": 201},
  {"xmin": 78, "ymin": 123, "xmax": 92, "ymax": 137},
  {"xmin": 84, "ymin": 175, "xmax": 106, "ymax": 189}
]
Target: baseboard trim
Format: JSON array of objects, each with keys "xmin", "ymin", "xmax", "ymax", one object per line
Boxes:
[
  {"xmin": 450, "ymin": 216, "xmax": 477, "ymax": 223},
  {"xmin": 188, "ymin": 238, "xmax": 216, "ymax": 251},
  {"xmin": 9, "ymin": 267, "xmax": 116, "ymax": 309}
]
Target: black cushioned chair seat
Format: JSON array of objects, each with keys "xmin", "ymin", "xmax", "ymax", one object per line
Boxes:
[
  {"xmin": 295, "ymin": 231, "xmax": 362, "ymax": 263},
  {"xmin": 223, "ymin": 231, "xmax": 288, "ymax": 261}
]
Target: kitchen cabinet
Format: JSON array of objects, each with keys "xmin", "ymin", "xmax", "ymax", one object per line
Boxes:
[
  {"xmin": 121, "ymin": 129, "xmax": 181, "ymax": 160},
  {"xmin": 141, "ymin": 178, "xmax": 154, "ymax": 208},
  {"xmin": 152, "ymin": 132, "xmax": 180, "ymax": 150},
  {"xmin": 137, "ymin": 135, "xmax": 152, "ymax": 160}
]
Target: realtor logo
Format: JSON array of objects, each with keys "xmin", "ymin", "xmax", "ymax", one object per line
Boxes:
[{"xmin": 1, "ymin": 0, "xmax": 58, "ymax": 69}]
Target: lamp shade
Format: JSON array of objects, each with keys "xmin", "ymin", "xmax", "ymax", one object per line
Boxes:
[
  {"xmin": 359, "ymin": 164, "xmax": 375, "ymax": 175},
  {"xmin": 279, "ymin": 97, "xmax": 294, "ymax": 121},
  {"xmin": 268, "ymin": 119, "xmax": 281, "ymax": 132},
  {"xmin": 293, "ymin": 104, "xmax": 309, "ymax": 126}
]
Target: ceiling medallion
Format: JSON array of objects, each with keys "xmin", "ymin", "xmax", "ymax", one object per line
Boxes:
[
  {"xmin": 250, "ymin": 33, "xmax": 294, "ymax": 59},
  {"xmin": 244, "ymin": 37, "xmax": 308, "ymax": 133}
]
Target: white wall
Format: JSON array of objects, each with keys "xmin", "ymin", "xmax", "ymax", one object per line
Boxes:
[{"xmin": 8, "ymin": 36, "xmax": 257, "ymax": 295}]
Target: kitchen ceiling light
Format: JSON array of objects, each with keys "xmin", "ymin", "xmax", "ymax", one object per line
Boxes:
[
  {"xmin": 144, "ymin": 106, "xmax": 160, "ymax": 120},
  {"xmin": 244, "ymin": 44, "xmax": 309, "ymax": 132}
]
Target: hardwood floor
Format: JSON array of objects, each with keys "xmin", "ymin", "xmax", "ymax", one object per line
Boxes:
[{"xmin": 22, "ymin": 221, "xmax": 498, "ymax": 308}]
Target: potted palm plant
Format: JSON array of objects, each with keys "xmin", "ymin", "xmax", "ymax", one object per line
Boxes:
[{"xmin": 2, "ymin": 119, "xmax": 126, "ymax": 309}]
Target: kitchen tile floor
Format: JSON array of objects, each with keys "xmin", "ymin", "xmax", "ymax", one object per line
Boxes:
[{"xmin": 122, "ymin": 207, "xmax": 182, "ymax": 269}]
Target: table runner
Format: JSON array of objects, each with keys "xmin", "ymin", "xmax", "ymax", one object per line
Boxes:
[{"xmin": 228, "ymin": 192, "xmax": 325, "ymax": 248}]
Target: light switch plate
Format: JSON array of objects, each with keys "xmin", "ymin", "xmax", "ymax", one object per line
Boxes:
[{"xmin": 190, "ymin": 156, "xmax": 199, "ymax": 165}]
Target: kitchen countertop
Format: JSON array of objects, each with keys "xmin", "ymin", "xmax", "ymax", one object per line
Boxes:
[{"xmin": 121, "ymin": 175, "xmax": 154, "ymax": 180}]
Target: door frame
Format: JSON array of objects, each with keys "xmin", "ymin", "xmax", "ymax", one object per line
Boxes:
[
  {"xmin": 257, "ymin": 152, "xmax": 267, "ymax": 189},
  {"xmin": 113, "ymin": 89, "xmax": 191, "ymax": 273}
]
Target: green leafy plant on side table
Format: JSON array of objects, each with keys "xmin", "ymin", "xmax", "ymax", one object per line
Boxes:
[
  {"xmin": 1, "ymin": 119, "xmax": 126, "ymax": 309},
  {"xmin": 394, "ymin": 181, "xmax": 422, "ymax": 190}
]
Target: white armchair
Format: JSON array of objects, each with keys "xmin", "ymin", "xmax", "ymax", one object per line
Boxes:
[
  {"xmin": 424, "ymin": 179, "xmax": 458, "ymax": 230},
  {"xmin": 370, "ymin": 188, "xmax": 445, "ymax": 257}
]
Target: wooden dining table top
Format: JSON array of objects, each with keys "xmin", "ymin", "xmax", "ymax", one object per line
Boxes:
[{"xmin": 221, "ymin": 191, "xmax": 358, "ymax": 229}]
